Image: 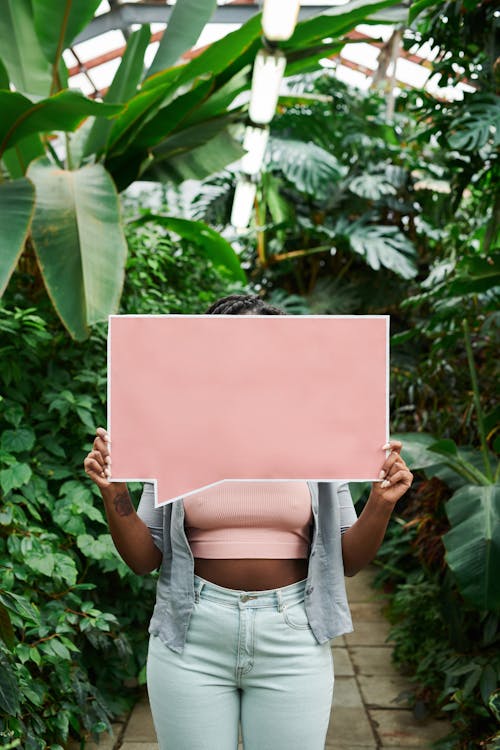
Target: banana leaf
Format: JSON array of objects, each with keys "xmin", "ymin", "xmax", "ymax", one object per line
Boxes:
[
  {"xmin": 443, "ymin": 484, "xmax": 500, "ymax": 611},
  {"xmin": 27, "ymin": 158, "xmax": 127, "ymax": 340},
  {"xmin": 0, "ymin": 178, "xmax": 35, "ymax": 295}
]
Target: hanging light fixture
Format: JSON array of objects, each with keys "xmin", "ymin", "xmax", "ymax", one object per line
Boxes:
[
  {"xmin": 241, "ymin": 126, "xmax": 270, "ymax": 176},
  {"xmin": 262, "ymin": 0, "xmax": 301, "ymax": 42},
  {"xmin": 248, "ymin": 48, "xmax": 286, "ymax": 125},
  {"xmin": 230, "ymin": 177, "xmax": 257, "ymax": 229}
]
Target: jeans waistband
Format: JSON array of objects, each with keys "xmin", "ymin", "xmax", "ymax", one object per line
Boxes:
[{"xmin": 194, "ymin": 574, "xmax": 307, "ymax": 610}]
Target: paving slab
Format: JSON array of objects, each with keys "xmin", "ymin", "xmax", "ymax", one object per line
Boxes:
[
  {"xmin": 333, "ymin": 676, "xmax": 364, "ymax": 708},
  {"xmin": 344, "ymin": 618, "xmax": 393, "ymax": 646},
  {"xmin": 370, "ymin": 709, "xmax": 451, "ymax": 746},
  {"xmin": 332, "ymin": 645, "xmax": 355, "ymax": 676},
  {"xmin": 326, "ymin": 706, "xmax": 377, "ymax": 747},
  {"xmin": 123, "ymin": 699, "xmax": 157, "ymax": 742},
  {"xmin": 350, "ymin": 645, "xmax": 399, "ymax": 676},
  {"xmin": 358, "ymin": 674, "xmax": 414, "ymax": 709},
  {"xmin": 120, "ymin": 744, "xmax": 159, "ymax": 750},
  {"xmin": 345, "ymin": 569, "xmax": 378, "ymax": 602},
  {"xmin": 349, "ymin": 601, "xmax": 390, "ymax": 621}
]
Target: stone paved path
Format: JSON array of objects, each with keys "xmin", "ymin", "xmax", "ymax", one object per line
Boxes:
[{"xmin": 85, "ymin": 567, "xmax": 450, "ymax": 749}]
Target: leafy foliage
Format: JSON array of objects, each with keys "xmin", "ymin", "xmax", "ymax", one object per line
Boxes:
[
  {"xmin": 0, "ymin": 221, "xmax": 246, "ymax": 747},
  {"xmin": 0, "ymin": 0, "xmax": 398, "ymax": 339},
  {"xmin": 373, "ymin": 470, "xmax": 500, "ymax": 749}
]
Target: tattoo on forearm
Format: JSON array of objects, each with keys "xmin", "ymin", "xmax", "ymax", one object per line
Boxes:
[{"xmin": 113, "ymin": 491, "xmax": 133, "ymax": 517}]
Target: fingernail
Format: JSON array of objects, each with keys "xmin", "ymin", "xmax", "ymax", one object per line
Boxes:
[
  {"xmin": 379, "ymin": 470, "xmax": 386, "ymax": 479},
  {"xmin": 382, "ymin": 442, "xmax": 391, "ymax": 450},
  {"xmin": 380, "ymin": 479, "xmax": 391, "ymax": 488},
  {"xmin": 105, "ymin": 469, "xmax": 111, "ymax": 477},
  {"xmin": 105, "ymin": 456, "xmax": 111, "ymax": 464}
]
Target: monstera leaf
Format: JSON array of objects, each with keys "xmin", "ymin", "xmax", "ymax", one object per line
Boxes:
[
  {"xmin": 337, "ymin": 219, "xmax": 418, "ymax": 279},
  {"xmin": 267, "ymin": 138, "xmax": 346, "ymax": 200}
]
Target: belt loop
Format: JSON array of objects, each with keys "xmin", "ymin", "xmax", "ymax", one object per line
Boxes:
[
  {"xmin": 194, "ymin": 578, "xmax": 205, "ymax": 603},
  {"xmin": 276, "ymin": 589, "xmax": 284, "ymax": 613}
]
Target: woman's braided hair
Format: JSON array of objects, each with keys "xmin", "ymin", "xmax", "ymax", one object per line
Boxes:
[{"xmin": 205, "ymin": 294, "xmax": 285, "ymax": 316}]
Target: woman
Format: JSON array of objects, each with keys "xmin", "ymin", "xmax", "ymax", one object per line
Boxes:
[{"xmin": 84, "ymin": 293, "xmax": 413, "ymax": 750}]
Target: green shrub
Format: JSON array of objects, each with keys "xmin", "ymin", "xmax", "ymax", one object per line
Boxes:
[
  {"xmin": 0, "ymin": 221, "xmax": 247, "ymax": 748},
  {"xmin": 374, "ymin": 478, "xmax": 500, "ymax": 750}
]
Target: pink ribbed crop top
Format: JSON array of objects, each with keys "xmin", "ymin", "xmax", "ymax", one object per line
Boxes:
[{"xmin": 183, "ymin": 480, "xmax": 313, "ymax": 559}]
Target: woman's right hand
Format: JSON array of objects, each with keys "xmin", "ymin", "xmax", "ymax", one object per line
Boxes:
[{"xmin": 84, "ymin": 427, "xmax": 112, "ymax": 491}]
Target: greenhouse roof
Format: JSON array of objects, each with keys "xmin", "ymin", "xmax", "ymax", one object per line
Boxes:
[{"xmin": 65, "ymin": 0, "xmax": 473, "ymax": 102}]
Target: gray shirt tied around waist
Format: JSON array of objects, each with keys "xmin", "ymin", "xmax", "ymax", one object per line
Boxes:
[{"xmin": 137, "ymin": 481, "xmax": 356, "ymax": 653}]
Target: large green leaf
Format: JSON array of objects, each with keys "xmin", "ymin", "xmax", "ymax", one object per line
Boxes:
[
  {"xmin": 285, "ymin": 0, "xmax": 402, "ymax": 48},
  {"xmin": 142, "ymin": 120, "xmax": 245, "ymax": 184},
  {"xmin": 443, "ymin": 484, "xmax": 500, "ymax": 610},
  {"xmin": 267, "ymin": 138, "xmax": 346, "ymax": 200},
  {"xmin": 181, "ymin": 66, "xmax": 251, "ymax": 128},
  {"xmin": 0, "ymin": 652, "xmax": 19, "ymax": 715},
  {"xmin": 284, "ymin": 42, "xmax": 345, "ymax": 77},
  {"xmin": 104, "ymin": 13, "xmax": 261, "ymax": 162},
  {"xmin": 391, "ymin": 432, "xmax": 445, "ymax": 470},
  {"xmin": 447, "ymin": 94, "xmax": 500, "ymax": 152},
  {"xmin": 142, "ymin": 13, "xmax": 262, "ymax": 92},
  {"xmin": 27, "ymin": 158, "xmax": 127, "ymax": 340},
  {"xmin": 1, "ymin": 133, "xmax": 45, "ymax": 178},
  {"xmin": 0, "ymin": 0, "xmax": 51, "ymax": 96},
  {"xmin": 0, "ymin": 178, "xmax": 35, "ymax": 296},
  {"xmin": 33, "ymin": 0, "xmax": 102, "ymax": 65},
  {"xmin": 445, "ymin": 251, "xmax": 500, "ymax": 297},
  {"xmin": 105, "ymin": 77, "xmax": 183, "ymax": 157},
  {"xmin": 0, "ymin": 90, "xmax": 122, "ymax": 158},
  {"xmin": 128, "ymin": 214, "xmax": 246, "ymax": 283},
  {"xmin": 83, "ymin": 25, "xmax": 151, "ymax": 158},
  {"xmin": 338, "ymin": 219, "xmax": 418, "ymax": 279},
  {"xmin": 0, "ymin": 56, "xmax": 9, "ymax": 88},
  {"xmin": 409, "ymin": 0, "xmax": 442, "ymax": 24},
  {"xmin": 108, "ymin": 15, "xmax": 262, "ymax": 157},
  {"xmin": 348, "ymin": 172, "xmax": 398, "ymax": 200},
  {"xmin": 134, "ymin": 76, "xmax": 215, "ymax": 148},
  {"xmin": 146, "ymin": 0, "xmax": 217, "ymax": 78}
]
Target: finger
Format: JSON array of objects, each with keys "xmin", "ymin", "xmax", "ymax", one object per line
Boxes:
[
  {"xmin": 387, "ymin": 458, "xmax": 406, "ymax": 476},
  {"xmin": 88, "ymin": 450, "xmax": 105, "ymax": 469},
  {"xmin": 93, "ymin": 436, "xmax": 110, "ymax": 458},
  {"xmin": 378, "ymin": 451, "xmax": 400, "ymax": 478},
  {"xmin": 85, "ymin": 457, "xmax": 107, "ymax": 478},
  {"xmin": 96, "ymin": 426, "xmax": 110, "ymax": 442},
  {"xmin": 381, "ymin": 469, "xmax": 413, "ymax": 488},
  {"xmin": 382, "ymin": 440, "xmax": 402, "ymax": 454}
]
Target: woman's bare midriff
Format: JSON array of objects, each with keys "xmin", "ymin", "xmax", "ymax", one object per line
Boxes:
[{"xmin": 194, "ymin": 558, "xmax": 309, "ymax": 590}]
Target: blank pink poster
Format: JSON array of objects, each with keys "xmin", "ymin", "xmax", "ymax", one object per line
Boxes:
[{"xmin": 108, "ymin": 315, "xmax": 389, "ymax": 505}]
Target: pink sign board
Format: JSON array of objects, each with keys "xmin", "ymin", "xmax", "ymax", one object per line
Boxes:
[{"xmin": 107, "ymin": 315, "xmax": 389, "ymax": 505}]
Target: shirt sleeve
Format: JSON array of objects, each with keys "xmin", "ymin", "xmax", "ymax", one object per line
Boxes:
[
  {"xmin": 337, "ymin": 482, "xmax": 357, "ymax": 535},
  {"xmin": 136, "ymin": 482, "xmax": 164, "ymax": 553}
]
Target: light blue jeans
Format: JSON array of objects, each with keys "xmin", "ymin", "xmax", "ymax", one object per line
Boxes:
[{"xmin": 146, "ymin": 575, "xmax": 334, "ymax": 750}]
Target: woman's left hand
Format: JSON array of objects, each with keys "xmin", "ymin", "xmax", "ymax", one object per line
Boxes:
[{"xmin": 370, "ymin": 440, "xmax": 413, "ymax": 506}]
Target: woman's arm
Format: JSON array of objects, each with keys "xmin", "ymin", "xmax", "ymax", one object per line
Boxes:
[
  {"xmin": 341, "ymin": 441, "xmax": 413, "ymax": 576},
  {"xmin": 84, "ymin": 428, "xmax": 162, "ymax": 575}
]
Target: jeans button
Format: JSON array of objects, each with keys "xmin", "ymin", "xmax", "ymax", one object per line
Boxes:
[{"xmin": 305, "ymin": 586, "xmax": 314, "ymax": 596}]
